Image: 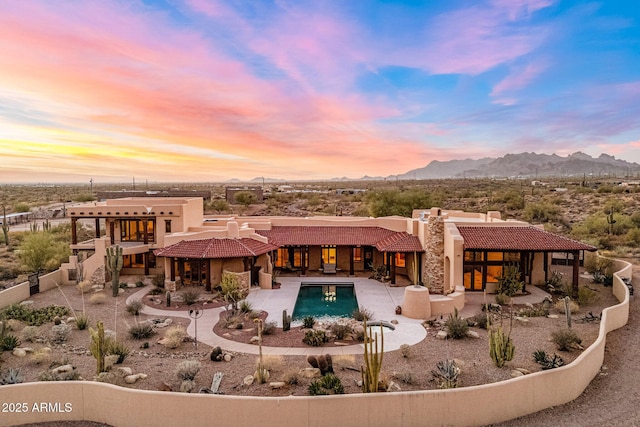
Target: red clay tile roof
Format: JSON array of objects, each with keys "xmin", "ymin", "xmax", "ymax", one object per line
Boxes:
[
  {"xmin": 256, "ymin": 226, "xmax": 423, "ymax": 252},
  {"xmin": 375, "ymin": 232, "xmax": 424, "ymax": 252},
  {"xmin": 154, "ymin": 238, "xmax": 278, "ymax": 259},
  {"xmin": 457, "ymin": 226, "xmax": 596, "ymax": 252}
]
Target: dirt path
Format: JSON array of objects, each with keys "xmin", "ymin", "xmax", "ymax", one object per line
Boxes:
[{"xmin": 495, "ymin": 266, "xmax": 640, "ymax": 427}]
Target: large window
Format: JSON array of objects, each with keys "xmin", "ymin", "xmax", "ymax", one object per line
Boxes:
[
  {"xmin": 123, "ymin": 253, "xmax": 156, "ymax": 268},
  {"xmin": 322, "ymin": 245, "xmax": 337, "ymax": 265},
  {"xmin": 275, "ymin": 247, "xmax": 308, "ymax": 269},
  {"xmin": 463, "ymin": 250, "xmax": 521, "ymax": 291},
  {"xmin": 120, "ymin": 219, "xmax": 155, "ymax": 242},
  {"xmin": 353, "ymin": 246, "xmax": 362, "ymax": 262}
]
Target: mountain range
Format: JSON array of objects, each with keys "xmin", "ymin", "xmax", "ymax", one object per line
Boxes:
[
  {"xmin": 393, "ymin": 152, "xmax": 640, "ymax": 180},
  {"xmin": 232, "ymin": 152, "xmax": 640, "ymax": 183}
]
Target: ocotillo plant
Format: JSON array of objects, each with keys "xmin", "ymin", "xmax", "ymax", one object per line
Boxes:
[
  {"xmin": 89, "ymin": 320, "xmax": 107, "ymax": 374},
  {"xmin": 361, "ymin": 319, "xmax": 384, "ymax": 393},
  {"xmin": 106, "ymin": 244, "xmax": 123, "ymax": 297}
]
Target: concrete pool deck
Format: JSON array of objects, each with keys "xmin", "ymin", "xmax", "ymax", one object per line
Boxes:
[{"xmin": 130, "ymin": 277, "xmax": 550, "ymax": 356}]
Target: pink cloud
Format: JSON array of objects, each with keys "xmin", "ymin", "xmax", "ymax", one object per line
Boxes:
[{"xmin": 491, "ymin": 60, "xmax": 548, "ymax": 99}]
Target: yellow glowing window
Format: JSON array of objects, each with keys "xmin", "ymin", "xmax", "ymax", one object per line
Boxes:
[{"xmin": 395, "ymin": 253, "xmax": 406, "ymax": 267}]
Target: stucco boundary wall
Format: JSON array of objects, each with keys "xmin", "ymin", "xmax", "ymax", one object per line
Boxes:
[{"xmin": 0, "ymin": 259, "xmax": 631, "ymax": 427}]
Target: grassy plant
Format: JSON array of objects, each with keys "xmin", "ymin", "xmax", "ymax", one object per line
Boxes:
[
  {"xmin": 148, "ymin": 286, "xmax": 165, "ymax": 296},
  {"xmin": 262, "ymin": 320, "xmax": 277, "ymax": 335},
  {"xmin": 30, "ymin": 349, "xmax": 51, "ymax": 365},
  {"xmin": 239, "ymin": 300, "xmax": 253, "ymax": 314},
  {"xmin": 21, "ymin": 325, "xmax": 39, "ymax": 342},
  {"xmin": 578, "ymin": 287, "xmax": 598, "ymax": 306},
  {"xmin": 282, "ymin": 368, "xmax": 300, "ymax": 385},
  {"xmin": 352, "ymin": 306, "xmax": 374, "ymax": 321},
  {"xmin": 330, "ymin": 322, "xmax": 353, "ymax": 340},
  {"xmin": 468, "ymin": 312, "xmax": 489, "ymax": 329},
  {"xmin": 551, "ymin": 328, "xmax": 582, "ymax": 351},
  {"xmin": 399, "ymin": 344, "xmax": 411, "ymax": 358},
  {"xmin": 175, "ymin": 360, "xmax": 201, "ymax": 381},
  {"xmin": 106, "ymin": 339, "xmax": 130, "ymax": 364},
  {"xmin": 180, "ymin": 289, "xmax": 201, "ymax": 306},
  {"xmin": 554, "ymin": 298, "xmax": 579, "ymax": 314},
  {"xmin": 126, "ymin": 299, "xmax": 144, "ymax": 315},
  {"xmin": 393, "ymin": 371, "xmax": 414, "ymax": 385},
  {"xmin": 89, "ymin": 293, "xmax": 107, "ymax": 305},
  {"xmin": 128, "ymin": 323, "xmax": 155, "ymax": 340},
  {"xmin": 162, "ymin": 325, "xmax": 187, "ymax": 349},
  {"xmin": 302, "ymin": 316, "xmax": 316, "ymax": 329},
  {"xmin": 75, "ymin": 313, "xmax": 89, "ymax": 330},
  {"xmin": 445, "ymin": 308, "xmax": 469, "ymax": 339}
]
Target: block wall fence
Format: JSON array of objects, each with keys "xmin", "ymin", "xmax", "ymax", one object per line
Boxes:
[{"xmin": 0, "ymin": 258, "xmax": 631, "ymax": 427}]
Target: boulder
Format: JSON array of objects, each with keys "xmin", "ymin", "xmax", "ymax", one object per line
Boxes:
[
  {"xmin": 307, "ymin": 354, "xmax": 333, "ymax": 375},
  {"xmin": 118, "ymin": 367, "xmax": 133, "ymax": 376},
  {"xmin": 210, "ymin": 346, "xmax": 223, "ymax": 362},
  {"xmin": 158, "ymin": 382, "xmax": 172, "ymax": 392},
  {"xmin": 51, "ymin": 364, "xmax": 75, "ymax": 375},
  {"xmin": 243, "ymin": 375, "xmax": 254, "ymax": 386},
  {"xmin": 269, "ymin": 382, "xmax": 286, "ymax": 389},
  {"xmin": 125, "ymin": 373, "xmax": 147, "ymax": 384},
  {"xmin": 13, "ymin": 348, "xmax": 27, "ymax": 357},
  {"xmin": 223, "ymin": 353, "xmax": 233, "ymax": 362},
  {"xmin": 436, "ymin": 330, "xmax": 448, "ymax": 340},
  {"xmin": 300, "ymin": 368, "xmax": 321, "ymax": 379},
  {"xmin": 250, "ymin": 336, "xmax": 261, "ymax": 344},
  {"xmin": 466, "ymin": 330, "xmax": 480, "ymax": 339},
  {"xmin": 511, "ymin": 370, "xmax": 524, "ymax": 378}
]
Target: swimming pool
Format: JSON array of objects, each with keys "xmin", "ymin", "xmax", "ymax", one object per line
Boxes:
[{"xmin": 292, "ymin": 282, "xmax": 358, "ymax": 320}]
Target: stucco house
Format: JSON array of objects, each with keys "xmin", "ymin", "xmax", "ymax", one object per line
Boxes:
[{"xmin": 65, "ymin": 198, "xmax": 595, "ymax": 316}]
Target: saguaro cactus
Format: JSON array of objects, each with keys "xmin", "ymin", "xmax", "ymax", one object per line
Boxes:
[
  {"xmin": 282, "ymin": 309, "xmax": 291, "ymax": 332},
  {"xmin": 89, "ymin": 320, "xmax": 107, "ymax": 374},
  {"xmin": 1, "ymin": 206, "xmax": 9, "ymax": 246},
  {"xmin": 106, "ymin": 244, "xmax": 123, "ymax": 297},
  {"xmin": 361, "ymin": 319, "xmax": 384, "ymax": 393}
]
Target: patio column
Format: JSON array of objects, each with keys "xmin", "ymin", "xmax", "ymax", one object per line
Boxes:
[
  {"xmin": 572, "ymin": 250, "xmax": 580, "ymax": 298},
  {"xmin": 95, "ymin": 218, "xmax": 100, "ymax": 238},
  {"xmin": 301, "ymin": 247, "xmax": 307, "ymax": 276},
  {"xmin": 205, "ymin": 260, "xmax": 211, "ymax": 292},
  {"xmin": 109, "ymin": 221, "xmax": 115, "ymax": 245},
  {"xmin": 390, "ymin": 252, "xmax": 396, "ymax": 285},
  {"xmin": 142, "ymin": 219, "xmax": 148, "ymax": 244},
  {"xmin": 71, "ymin": 217, "xmax": 77, "ymax": 245},
  {"xmin": 144, "ymin": 252, "xmax": 149, "ymax": 275},
  {"xmin": 543, "ymin": 251, "xmax": 549, "ymax": 282},
  {"xmin": 349, "ymin": 246, "xmax": 354, "ymax": 276},
  {"xmin": 170, "ymin": 258, "xmax": 176, "ymax": 281}
]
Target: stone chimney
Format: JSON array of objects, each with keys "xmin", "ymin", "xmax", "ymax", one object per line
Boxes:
[
  {"xmin": 227, "ymin": 221, "xmax": 240, "ymax": 238},
  {"xmin": 423, "ymin": 208, "xmax": 445, "ymax": 294}
]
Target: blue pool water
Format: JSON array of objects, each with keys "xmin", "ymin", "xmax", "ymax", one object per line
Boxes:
[{"xmin": 292, "ymin": 283, "xmax": 358, "ymax": 320}]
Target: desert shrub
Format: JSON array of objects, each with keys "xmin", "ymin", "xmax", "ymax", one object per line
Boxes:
[
  {"xmin": 467, "ymin": 312, "xmax": 489, "ymax": 329},
  {"xmin": 175, "ymin": 360, "xmax": 200, "ymax": 381},
  {"xmin": 545, "ymin": 270, "xmax": 565, "ymax": 294},
  {"xmin": 393, "ymin": 371, "xmax": 414, "ymax": 385},
  {"xmin": 330, "ymin": 322, "xmax": 353, "ymax": 340},
  {"xmin": 445, "ymin": 308, "xmax": 468, "ymax": 339},
  {"xmin": 75, "ymin": 314, "xmax": 89, "ymax": 330},
  {"xmin": 260, "ymin": 354, "xmax": 284, "ymax": 371},
  {"xmin": 152, "ymin": 274, "xmax": 165, "ymax": 287},
  {"xmin": 432, "ymin": 359, "xmax": 460, "ymax": 389},
  {"xmin": 399, "ymin": 344, "xmax": 411, "ymax": 358},
  {"xmin": 578, "ymin": 287, "xmax": 598, "ymax": 306},
  {"xmin": 523, "ymin": 202, "xmax": 560, "ymax": 223},
  {"xmin": 106, "ymin": 340, "xmax": 130, "ymax": 364},
  {"xmin": 554, "ymin": 298, "xmax": 580, "ymax": 314},
  {"xmin": 496, "ymin": 264, "xmax": 523, "ymax": 298},
  {"xmin": 148, "ymin": 286, "xmax": 165, "ymax": 296},
  {"xmin": 533, "ymin": 350, "xmax": 565, "ymax": 370},
  {"xmin": 128, "ymin": 323, "xmax": 155, "ymax": 340},
  {"xmin": 180, "ymin": 380, "xmax": 196, "ymax": 393},
  {"xmin": 352, "ymin": 306, "xmax": 374, "ymax": 321},
  {"xmin": 308, "ymin": 373, "xmax": 344, "ymax": 395},
  {"xmin": 76, "ymin": 280, "xmax": 92, "ymax": 294},
  {"xmin": 551, "ymin": 328, "xmax": 582, "ymax": 351},
  {"xmin": 180, "ymin": 289, "xmax": 201, "ymax": 306},
  {"xmin": 239, "ymin": 300, "xmax": 253, "ymax": 314},
  {"xmin": 282, "ymin": 368, "xmax": 300, "ymax": 385},
  {"xmin": 0, "ymin": 333, "xmax": 21, "ymax": 351},
  {"xmin": 30, "ymin": 349, "xmax": 51, "ymax": 365},
  {"xmin": 494, "ymin": 293, "xmax": 510, "ymax": 305},
  {"xmin": 89, "ymin": 293, "xmax": 107, "ymax": 305},
  {"xmin": 50, "ymin": 324, "xmax": 72, "ymax": 344},
  {"xmin": 126, "ymin": 299, "xmax": 144, "ymax": 316},
  {"xmin": 302, "ymin": 330, "xmax": 328, "ymax": 346},
  {"xmin": 517, "ymin": 304, "xmax": 549, "ymax": 318},
  {"xmin": 162, "ymin": 325, "xmax": 187, "ymax": 349},
  {"xmin": 22, "ymin": 325, "xmax": 39, "ymax": 342},
  {"xmin": 262, "ymin": 320, "xmax": 277, "ymax": 336},
  {"xmin": 302, "ymin": 316, "xmax": 316, "ymax": 329}
]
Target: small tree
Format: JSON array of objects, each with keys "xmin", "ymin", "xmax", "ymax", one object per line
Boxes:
[
  {"xmin": 18, "ymin": 231, "xmax": 69, "ymax": 273},
  {"xmin": 220, "ymin": 272, "xmax": 247, "ymax": 314},
  {"xmin": 234, "ymin": 191, "xmax": 256, "ymax": 208}
]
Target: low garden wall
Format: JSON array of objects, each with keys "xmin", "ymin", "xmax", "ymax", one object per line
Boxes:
[{"xmin": 0, "ymin": 260, "xmax": 631, "ymax": 427}]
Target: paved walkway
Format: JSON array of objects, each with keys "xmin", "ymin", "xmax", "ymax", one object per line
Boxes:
[{"xmin": 128, "ymin": 279, "xmax": 550, "ymax": 356}]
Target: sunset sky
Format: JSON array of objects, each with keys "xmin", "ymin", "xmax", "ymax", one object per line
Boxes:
[{"xmin": 1, "ymin": 0, "xmax": 639, "ymax": 183}]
